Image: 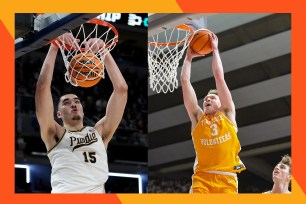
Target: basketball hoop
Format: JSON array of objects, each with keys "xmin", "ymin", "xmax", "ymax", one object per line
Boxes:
[
  {"xmin": 52, "ymin": 18, "xmax": 118, "ymax": 87},
  {"xmin": 148, "ymin": 24, "xmax": 194, "ymax": 94}
]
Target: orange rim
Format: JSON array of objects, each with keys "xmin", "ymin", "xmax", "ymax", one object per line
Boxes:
[
  {"xmin": 52, "ymin": 18, "xmax": 119, "ymax": 51},
  {"xmin": 148, "ymin": 24, "xmax": 194, "ymax": 47}
]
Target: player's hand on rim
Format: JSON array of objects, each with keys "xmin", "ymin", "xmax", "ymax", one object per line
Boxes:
[
  {"xmin": 84, "ymin": 38, "xmax": 106, "ymax": 53},
  {"xmin": 58, "ymin": 33, "xmax": 80, "ymax": 49}
]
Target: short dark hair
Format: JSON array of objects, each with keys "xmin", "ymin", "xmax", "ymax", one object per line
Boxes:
[
  {"xmin": 57, "ymin": 93, "xmax": 79, "ymax": 109},
  {"xmin": 207, "ymin": 89, "xmax": 218, "ymax": 95}
]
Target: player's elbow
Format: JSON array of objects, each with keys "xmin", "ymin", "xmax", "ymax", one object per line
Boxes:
[
  {"xmin": 35, "ymin": 80, "xmax": 52, "ymax": 103},
  {"xmin": 180, "ymin": 75, "xmax": 190, "ymax": 85},
  {"xmin": 115, "ymin": 82, "xmax": 128, "ymax": 94},
  {"xmin": 36, "ymin": 76, "xmax": 50, "ymax": 90},
  {"xmin": 213, "ymin": 68, "xmax": 224, "ymax": 80},
  {"xmin": 36, "ymin": 79, "xmax": 48, "ymax": 93}
]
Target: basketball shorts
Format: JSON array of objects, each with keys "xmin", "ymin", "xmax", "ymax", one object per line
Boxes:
[{"xmin": 190, "ymin": 171, "xmax": 238, "ymax": 194}]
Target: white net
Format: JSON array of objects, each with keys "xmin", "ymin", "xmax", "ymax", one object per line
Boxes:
[
  {"xmin": 53, "ymin": 18, "xmax": 118, "ymax": 87},
  {"xmin": 148, "ymin": 24, "xmax": 193, "ymax": 94}
]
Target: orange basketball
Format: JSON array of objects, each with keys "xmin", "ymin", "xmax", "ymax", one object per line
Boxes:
[
  {"xmin": 68, "ymin": 52, "xmax": 104, "ymax": 88},
  {"xmin": 190, "ymin": 29, "xmax": 213, "ymax": 55}
]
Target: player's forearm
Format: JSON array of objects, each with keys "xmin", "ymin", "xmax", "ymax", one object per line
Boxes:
[
  {"xmin": 212, "ymin": 49, "xmax": 224, "ymax": 80},
  {"xmin": 37, "ymin": 44, "xmax": 59, "ymax": 88},
  {"xmin": 180, "ymin": 55, "xmax": 193, "ymax": 83},
  {"xmin": 104, "ymin": 53, "xmax": 128, "ymax": 93},
  {"xmin": 181, "ymin": 55, "xmax": 199, "ymax": 116}
]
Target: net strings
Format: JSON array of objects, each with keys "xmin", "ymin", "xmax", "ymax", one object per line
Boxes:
[
  {"xmin": 148, "ymin": 28, "xmax": 193, "ymax": 94},
  {"xmin": 54, "ymin": 23, "xmax": 117, "ymax": 87}
]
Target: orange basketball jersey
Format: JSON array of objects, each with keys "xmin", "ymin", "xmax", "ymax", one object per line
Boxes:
[{"xmin": 192, "ymin": 112, "xmax": 245, "ymax": 173}]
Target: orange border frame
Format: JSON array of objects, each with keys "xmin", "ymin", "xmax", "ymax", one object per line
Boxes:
[{"xmin": 1, "ymin": 0, "xmax": 306, "ymax": 204}]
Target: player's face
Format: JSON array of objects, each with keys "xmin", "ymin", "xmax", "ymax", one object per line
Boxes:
[
  {"xmin": 272, "ymin": 162, "xmax": 291, "ymax": 183},
  {"xmin": 57, "ymin": 94, "xmax": 84, "ymax": 121},
  {"xmin": 203, "ymin": 94, "xmax": 221, "ymax": 114}
]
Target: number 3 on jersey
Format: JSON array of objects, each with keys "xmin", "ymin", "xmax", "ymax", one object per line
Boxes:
[
  {"xmin": 210, "ymin": 124, "xmax": 218, "ymax": 136},
  {"xmin": 83, "ymin": 152, "xmax": 96, "ymax": 163}
]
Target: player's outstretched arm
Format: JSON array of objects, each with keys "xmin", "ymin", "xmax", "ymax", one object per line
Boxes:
[
  {"xmin": 181, "ymin": 48, "xmax": 203, "ymax": 128},
  {"xmin": 211, "ymin": 33, "xmax": 236, "ymax": 124},
  {"xmin": 35, "ymin": 43, "xmax": 61, "ymax": 146},
  {"xmin": 92, "ymin": 41, "xmax": 128, "ymax": 148},
  {"xmin": 35, "ymin": 33, "xmax": 79, "ymax": 148}
]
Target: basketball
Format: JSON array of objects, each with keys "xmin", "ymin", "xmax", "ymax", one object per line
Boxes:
[
  {"xmin": 189, "ymin": 29, "xmax": 213, "ymax": 55},
  {"xmin": 68, "ymin": 52, "xmax": 104, "ymax": 88}
]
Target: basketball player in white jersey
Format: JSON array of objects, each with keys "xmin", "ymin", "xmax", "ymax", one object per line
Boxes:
[
  {"xmin": 35, "ymin": 33, "xmax": 128, "ymax": 193},
  {"xmin": 263, "ymin": 154, "xmax": 291, "ymax": 194}
]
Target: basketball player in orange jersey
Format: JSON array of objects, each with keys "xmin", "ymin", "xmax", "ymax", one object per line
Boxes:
[
  {"xmin": 180, "ymin": 32, "xmax": 245, "ymax": 193},
  {"xmin": 263, "ymin": 154, "xmax": 291, "ymax": 194},
  {"xmin": 35, "ymin": 33, "xmax": 128, "ymax": 193}
]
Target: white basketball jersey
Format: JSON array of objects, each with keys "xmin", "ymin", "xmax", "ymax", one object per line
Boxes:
[{"xmin": 47, "ymin": 126, "xmax": 108, "ymax": 193}]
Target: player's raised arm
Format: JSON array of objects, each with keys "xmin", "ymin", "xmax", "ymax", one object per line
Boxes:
[
  {"xmin": 35, "ymin": 33, "xmax": 78, "ymax": 148},
  {"xmin": 35, "ymin": 43, "xmax": 61, "ymax": 148},
  {"xmin": 92, "ymin": 40, "xmax": 128, "ymax": 147},
  {"xmin": 211, "ymin": 33, "xmax": 236, "ymax": 124},
  {"xmin": 180, "ymin": 48, "xmax": 203, "ymax": 128}
]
